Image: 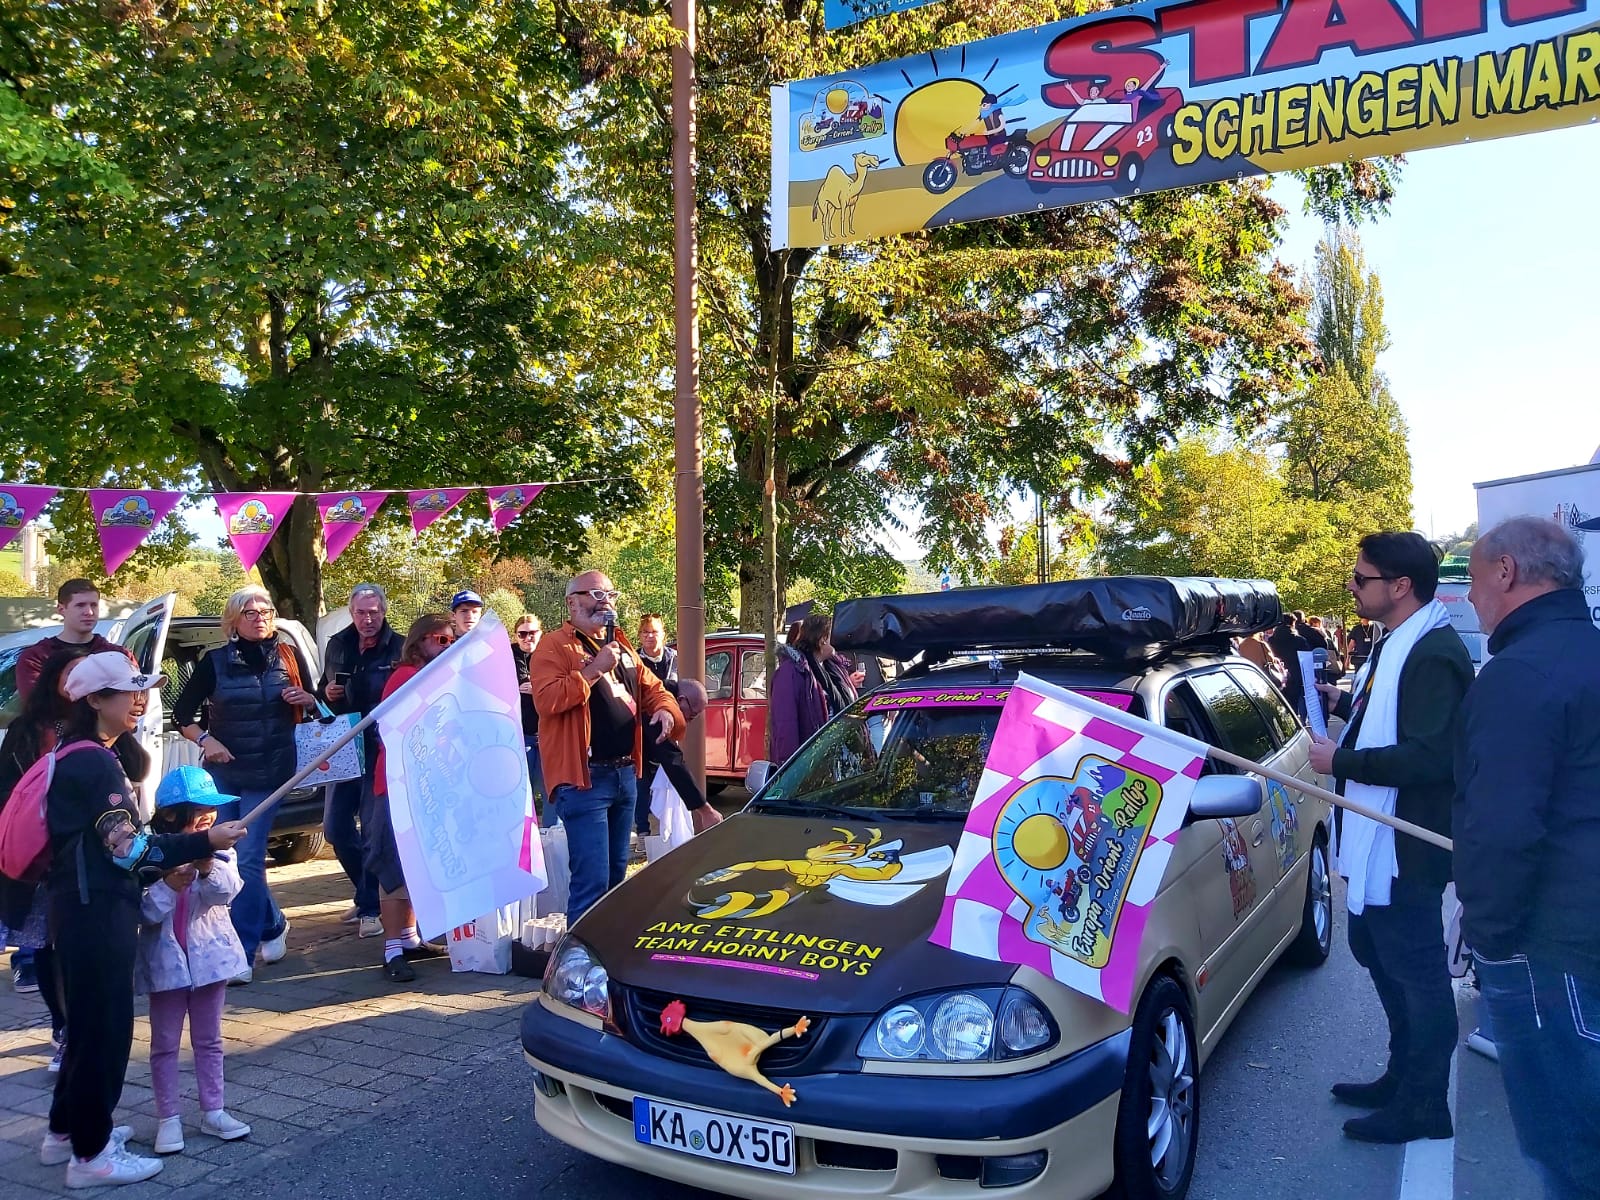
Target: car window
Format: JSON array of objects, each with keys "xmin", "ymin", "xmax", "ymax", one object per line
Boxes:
[
  {"xmin": 738, "ymin": 650, "xmax": 768, "ymax": 700},
  {"xmin": 1227, "ymin": 664, "xmax": 1300, "ymax": 746},
  {"xmin": 705, "ymin": 651, "xmax": 733, "ymax": 701},
  {"xmin": 0, "ymin": 645, "xmax": 22, "ymax": 724},
  {"xmin": 1162, "ymin": 684, "xmax": 1221, "ymax": 776},
  {"xmin": 1185, "ymin": 670, "xmax": 1277, "ymax": 765},
  {"xmin": 121, "ymin": 620, "xmax": 159, "ymax": 675}
]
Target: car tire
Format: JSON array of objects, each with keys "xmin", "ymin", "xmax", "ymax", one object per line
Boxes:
[
  {"xmin": 269, "ymin": 833, "xmax": 326, "ymax": 866},
  {"xmin": 1286, "ymin": 832, "xmax": 1333, "ymax": 967},
  {"xmin": 1114, "ymin": 973, "xmax": 1198, "ymax": 1200}
]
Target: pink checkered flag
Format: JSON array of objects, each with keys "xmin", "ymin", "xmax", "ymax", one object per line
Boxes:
[{"xmin": 928, "ymin": 672, "xmax": 1206, "ymax": 1013}]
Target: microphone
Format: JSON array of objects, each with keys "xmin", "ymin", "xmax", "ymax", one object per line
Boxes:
[
  {"xmin": 1311, "ymin": 646, "xmax": 1328, "ymax": 683},
  {"xmin": 601, "ymin": 609, "xmax": 618, "ymax": 645}
]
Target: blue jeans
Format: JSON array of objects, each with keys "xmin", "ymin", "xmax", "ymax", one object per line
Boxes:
[
  {"xmin": 1476, "ymin": 954, "xmax": 1600, "ymax": 1200},
  {"xmin": 551, "ymin": 765, "xmax": 635, "ymax": 922},
  {"xmin": 526, "ymin": 738, "xmax": 556, "ymax": 828},
  {"xmin": 324, "ymin": 776, "xmax": 379, "ymax": 918},
  {"xmin": 217, "ymin": 794, "xmax": 286, "ymax": 965}
]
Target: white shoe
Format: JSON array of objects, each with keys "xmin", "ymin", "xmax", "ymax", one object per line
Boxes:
[
  {"xmin": 65, "ymin": 1142, "xmax": 161, "ymax": 1188},
  {"xmin": 228, "ymin": 967, "xmax": 253, "ymax": 986},
  {"xmin": 1466, "ymin": 1031, "xmax": 1499, "ymax": 1062},
  {"xmin": 199, "ymin": 1110, "xmax": 251, "ymax": 1141},
  {"xmin": 154, "ymin": 1116, "xmax": 184, "ymax": 1154},
  {"xmin": 259, "ymin": 920, "xmax": 290, "ymax": 964},
  {"xmin": 48, "ymin": 1032, "xmax": 66, "ymax": 1073},
  {"xmin": 340, "ymin": 905, "xmax": 360, "ymax": 924},
  {"xmin": 358, "ymin": 915, "xmax": 383, "ymax": 939},
  {"xmin": 41, "ymin": 1126, "xmax": 130, "ymax": 1166}
]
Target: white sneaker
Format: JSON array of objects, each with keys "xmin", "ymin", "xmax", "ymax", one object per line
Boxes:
[
  {"xmin": 49, "ymin": 1032, "xmax": 66, "ymax": 1073},
  {"xmin": 259, "ymin": 920, "xmax": 290, "ymax": 964},
  {"xmin": 358, "ymin": 915, "xmax": 383, "ymax": 939},
  {"xmin": 199, "ymin": 1110, "xmax": 251, "ymax": 1141},
  {"xmin": 228, "ymin": 967, "xmax": 252, "ymax": 986},
  {"xmin": 65, "ymin": 1142, "xmax": 161, "ymax": 1187},
  {"xmin": 41, "ymin": 1126, "xmax": 130, "ymax": 1166},
  {"xmin": 340, "ymin": 905, "xmax": 360, "ymax": 924},
  {"xmin": 154, "ymin": 1116, "xmax": 184, "ymax": 1154},
  {"xmin": 1466, "ymin": 1031, "xmax": 1500, "ymax": 1062}
]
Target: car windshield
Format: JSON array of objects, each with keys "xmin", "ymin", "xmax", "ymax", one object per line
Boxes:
[
  {"xmin": 0, "ymin": 645, "xmax": 23, "ymax": 724},
  {"xmin": 753, "ymin": 687, "xmax": 1134, "ymax": 819}
]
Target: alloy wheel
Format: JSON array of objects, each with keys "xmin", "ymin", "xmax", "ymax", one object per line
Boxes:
[{"xmin": 1147, "ymin": 1007, "xmax": 1195, "ymax": 1186}]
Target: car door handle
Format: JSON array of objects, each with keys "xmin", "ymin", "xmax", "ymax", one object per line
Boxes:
[{"xmin": 1250, "ymin": 819, "xmax": 1265, "ymax": 847}]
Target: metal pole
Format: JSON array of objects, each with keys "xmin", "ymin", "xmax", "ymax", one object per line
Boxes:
[{"xmin": 672, "ymin": 0, "xmax": 706, "ymax": 790}]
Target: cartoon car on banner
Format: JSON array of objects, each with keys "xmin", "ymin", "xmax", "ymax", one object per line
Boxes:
[{"xmin": 1026, "ymin": 64, "xmax": 1183, "ymax": 193}]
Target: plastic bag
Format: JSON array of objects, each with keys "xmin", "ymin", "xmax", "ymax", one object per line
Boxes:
[
  {"xmin": 447, "ymin": 903, "xmax": 518, "ymax": 974},
  {"xmin": 649, "ymin": 769, "xmax": 694, "ymax": 854},
  {"xmin": 532, "ymin": 824, "xmax": 570, "ymax": 918}
]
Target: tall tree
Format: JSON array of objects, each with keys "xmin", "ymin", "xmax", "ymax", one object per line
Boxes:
[{"xmin": 0, "ymin": 1, "xmax": 628, "ymax": 618}]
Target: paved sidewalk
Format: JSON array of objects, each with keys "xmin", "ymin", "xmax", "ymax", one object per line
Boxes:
[{"xmin": 0, "ymin": 854, "xmax": 538, "ymax": 1198}]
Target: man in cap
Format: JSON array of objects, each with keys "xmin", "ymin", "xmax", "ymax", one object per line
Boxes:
[{"xmin": 450, "ymin": 590, "xmax": 485, "ymax": 638}]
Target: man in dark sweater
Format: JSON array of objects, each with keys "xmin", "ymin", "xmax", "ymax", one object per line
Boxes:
[
  {"xmin": 16, "ymin": 579, "xmax": 122, "ymax": 703},
  {"xmin": 1309, "ymin": 531, "xmax": 1473, "ymax": 1144},
  {"xmin": 1457, "ymin": 516, "xmax": 1600, "ymax": 1198}
]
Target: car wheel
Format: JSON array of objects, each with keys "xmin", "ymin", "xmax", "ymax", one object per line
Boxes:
[
  {"xmin": 270, "ymin": 833, "xmax": 325, "ymax": 866},
  {"xmin": 1286, "ymin": 833, "xmax": 1333, "ymax": 966},
  {"xmin": 1114, "ymin": 974, "xmax": 1198, "ymax": 1200},
  {"xmin": 1118, "ymin": 154, "xmax": 1144, "ymax": 190}
]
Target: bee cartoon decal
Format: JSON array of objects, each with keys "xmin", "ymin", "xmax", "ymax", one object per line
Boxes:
[{"xmin": 686, "ymin": 827, "xmax": 954, "ymax": 920}]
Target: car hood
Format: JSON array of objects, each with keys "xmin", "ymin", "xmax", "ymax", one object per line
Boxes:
[{"xmin": 573, "ymin": 812, "xmax": 1016, "ymax": 1015}]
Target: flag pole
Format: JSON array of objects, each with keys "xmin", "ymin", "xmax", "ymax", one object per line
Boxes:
[
  {"xmin": 238, "ymin": 712, "xmax": 378, "ymax": 827},
  {"xmin": 1203, "ymin": 744, "xmax": 1453, "ymax": 852}
]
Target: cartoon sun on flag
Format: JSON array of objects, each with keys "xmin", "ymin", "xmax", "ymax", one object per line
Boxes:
[
  {"xmin": 991, "ymin": 756, "xmax": 1161, "ymax": 968},
  {"xmin": 412, "ymin": 490, "xmax": 452, "ymax": 511},
  {"xmin": 229, "ymin": 499, "xmax": 275, "ymax": 535},
  {"xmin": 101, "ymin": 496, "xmax": 156, "ymax": 528},
  {"xmin": 328, "ymin": 495, "xmax": 368, "ymax": 521}
]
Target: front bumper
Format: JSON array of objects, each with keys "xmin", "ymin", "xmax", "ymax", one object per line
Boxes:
[{"xmin": 522, "ymin": 996, "xmax": 1128, "ymax": 1199}]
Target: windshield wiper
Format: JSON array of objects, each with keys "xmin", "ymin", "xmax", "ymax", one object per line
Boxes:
[{"xmin": 748, "ymin": 800, "xmax": 863, "ymax": 820}]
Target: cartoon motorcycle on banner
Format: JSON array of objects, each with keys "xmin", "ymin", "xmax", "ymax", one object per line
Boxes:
[{"xmin": 921, "ymin": 89, "xmax": 1033, "ymax": 195}]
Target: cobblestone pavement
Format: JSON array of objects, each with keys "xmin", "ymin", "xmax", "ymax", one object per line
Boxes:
[{"xmin": 0, "ymin": 854, "xmax": 538, "ymax": 1198}]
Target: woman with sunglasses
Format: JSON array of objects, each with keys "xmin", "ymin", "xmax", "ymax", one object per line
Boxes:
[
  {"xmin": 509, "ymin": 615, "xmax": 550, "ymax": 824},
  {"xmin": 365, "ymin": 614, "xmax": 454, "ymax": 982},
  {"xmin": 174, "ymin": 586, "xmax": 315, "ymax": 981}
]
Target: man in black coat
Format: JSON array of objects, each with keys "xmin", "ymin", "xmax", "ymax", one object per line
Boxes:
[
  {"xmin": 1456, "ymin": 516, "xmax": 1600, "ymax": 1197},
  {"xmin": 1309, "ymin": 531, "xmax": 1473, "ymax": 1144},
  {"xmin": 319, "ymin": 584, "xmax": 403, "ymax": 937}
]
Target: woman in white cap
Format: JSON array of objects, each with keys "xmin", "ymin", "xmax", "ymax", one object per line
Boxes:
[{"xmin": 38, "ymin": 652, "xmax": 247, "ymax": 1188}]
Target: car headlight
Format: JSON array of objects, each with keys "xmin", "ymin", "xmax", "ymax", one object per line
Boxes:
[
  {"xmin": 859, "ymin": 988, "xmax": 1056, "ymax": 1064},
  {"xmin": 543, "ymin": 936, "xmax": 611, "ymax": 1021}
]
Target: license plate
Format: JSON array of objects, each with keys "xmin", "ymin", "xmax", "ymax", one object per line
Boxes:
[{"xmin": 632, "ymin": 1096, "xmax": 796, "ymax": 1175}]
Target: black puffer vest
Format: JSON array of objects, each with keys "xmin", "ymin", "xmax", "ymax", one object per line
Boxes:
[{"xmin": 205, "ymin": 636, "xmax": 298, "ymax": 792}]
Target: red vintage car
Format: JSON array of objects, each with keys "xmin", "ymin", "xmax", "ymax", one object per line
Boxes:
[{"xmin": 1026, "ymin": 85, "xmax": 1183, "ymax": 193}]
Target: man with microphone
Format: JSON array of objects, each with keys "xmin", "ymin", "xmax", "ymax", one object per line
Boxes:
[{"xmin": 531, "ymin": 571, "xmax": 685, "ymax": 920}]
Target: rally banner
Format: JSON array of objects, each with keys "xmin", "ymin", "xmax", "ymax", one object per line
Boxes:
[
  {"xmin": 407, "ymin": 487, "xmax": 473, "ymax": 537},
  {"xmin": 88, "ymin": 489, "xmax": 186, "ymax": 575},
  {"xmin": 928, "ymin": 672, "xmax": 1203, "ymax": 1012},
  {"xmin": 374, "ymin": 609, "xmax": 547, "ymax": 935},
  {"xmin": 485, "ymin": 483, "xmax": 545, "ymax": 533},
  {"xmin": 772, "ymin": 0, "xmax": 1600, "ymax": 247},
  {"xmin": 317, "ymin": 491, "xmax": 388, "ymax": 563},
  {"xmin": 213, "ymin": 492, "xmax": 298, "ymax": 572},
  {"xmin": 0, "ymin": 485, "xmax": 56, "ymax": 552}
]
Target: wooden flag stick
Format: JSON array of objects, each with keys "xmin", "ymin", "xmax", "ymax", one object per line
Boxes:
[
  {"xmin": 238, "ymin": 711, "xmax": 379, "ymax": 828},
  {"xmin": 1203, "ymin": 744, "xmax": 1453, "ymax": 853}
]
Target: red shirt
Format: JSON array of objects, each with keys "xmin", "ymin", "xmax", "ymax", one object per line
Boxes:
[{"xmin": 371, "ymin": 664, "xmax": 418, "ymax": 797}]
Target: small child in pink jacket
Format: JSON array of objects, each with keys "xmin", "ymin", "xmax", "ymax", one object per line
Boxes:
[{"xmin": 135, "ymin": 768, "xmax": 253, "ymax": 1155}]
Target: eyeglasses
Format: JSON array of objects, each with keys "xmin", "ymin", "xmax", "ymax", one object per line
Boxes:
[
  {"xmin": 429, "ymin": 634, "xmax": 455, "ymax": 647},
  {"xmin": 240, "ymin": 608, "xmax": 275, "ymax": 620},
  {"xmin": 569, "ymin": 588, "xmax": 621, "ymax": 604},
  {"xmin": 1350, "ymin": 569, "xmax": 1397, "ymax": 589},
  {"xmin": 516, "ymin": 630, "xmax": 539, "ymax": 640}
]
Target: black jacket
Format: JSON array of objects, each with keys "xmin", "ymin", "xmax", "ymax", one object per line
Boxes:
[
  {"xmin": 1455, "ymin": 588, "xmax": 1600, "ymax": 973},
  {"xmin": 320, "ymin": 623, "xmax": 404, "ymax": 718},
  {"xmin": 511, "ymin": 643, "xmax": 538, "ymax": 734},
  {"xmin": 1330, "ymin": 623, "xmax": 1473, "ymax": 889}
]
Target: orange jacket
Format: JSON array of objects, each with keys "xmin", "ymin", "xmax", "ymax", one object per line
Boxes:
[{"xmin": 530, "ymin": 623, "xmax": 684, "ymax": 794}]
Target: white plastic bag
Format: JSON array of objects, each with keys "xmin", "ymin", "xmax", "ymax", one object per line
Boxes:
[
  {"xmin": 649, "ymin": 768, "xmax": 694, "ymax": 854},
  {"xmin": 447, "ymin": 903, "xmax": 518, "ymax": 974},
  {"xmin": 532, "ymin": 824, "xmax": 570, "ymax": 918}
]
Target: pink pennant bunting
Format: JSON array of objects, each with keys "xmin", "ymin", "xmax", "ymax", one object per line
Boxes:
[
  {"xmin": 317, "ymin": 491, "xmax": 388, "ymax": 563},
  {"xmin": 214, "ymin": 492, "xmax": 298, "ymax": 572},
  {"xmin": 406, "ymin": 488, "xmax": 473, "ymax": 537},
  {"xmin": 0, "ymin": 485, "xmax": 57, "ymax": 552},
  {"xmin": 484, "ymin": 483, "xmax": 545, "ymax": 533},
  {"xmin": 88, "ymin": 489, "xmax": 186, "ymax": 575}
]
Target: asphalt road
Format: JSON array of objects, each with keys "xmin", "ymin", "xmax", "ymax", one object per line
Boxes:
[{"xmin": 244, "ymin": 877, "xmax": 1537, "ymax": 1200}]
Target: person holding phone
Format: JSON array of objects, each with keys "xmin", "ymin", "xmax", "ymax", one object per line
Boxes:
[{"xmin": 317, "ymin": 584, "xmax": 403, "ymax": 939}]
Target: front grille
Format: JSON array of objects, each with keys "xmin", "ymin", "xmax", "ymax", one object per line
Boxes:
[
  {"xmin": 1048, "ymin": 157, "xmax": 1100, "ymax": 179},
  {"xmin": 619, "ymin": 985, "xmax": 823, "ymax": 1074}
]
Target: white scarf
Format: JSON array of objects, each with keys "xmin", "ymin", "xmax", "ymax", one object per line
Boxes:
[{"xmin": 1335, "ymin": 598, "xmax": 1451, "ymax": 915}]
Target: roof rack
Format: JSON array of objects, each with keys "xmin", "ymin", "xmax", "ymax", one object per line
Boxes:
[{"xmin": 831, "ymin": 577, "xmax": 1281, "ymax": 662}]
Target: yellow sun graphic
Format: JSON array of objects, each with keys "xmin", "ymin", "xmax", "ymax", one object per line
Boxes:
[
  {"xmin": 893, "ymin": 78, "xmax": 986, "ymax": 168},
  {"xmin": 1012, "ymin": 812, "xmax": 1070, "ymax": 872}
]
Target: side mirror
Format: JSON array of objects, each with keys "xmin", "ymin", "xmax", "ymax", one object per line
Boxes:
[
  {"xmin": 1187, "ymin": 775, "xmax": 1265, "ymax": 821},
  {"xmin": 745, "ymin": 760, "xmax": 775, "ymax": 795}
]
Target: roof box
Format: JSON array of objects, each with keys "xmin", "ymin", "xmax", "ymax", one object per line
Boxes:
[{"xmin": 831, "ymin": 577, "xmax": 1281, "ymax": 661}]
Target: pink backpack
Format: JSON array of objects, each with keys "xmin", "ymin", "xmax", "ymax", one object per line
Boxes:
[{"xmin": 0, "ymin": 742, "xmax": 101, "ymax": 883}]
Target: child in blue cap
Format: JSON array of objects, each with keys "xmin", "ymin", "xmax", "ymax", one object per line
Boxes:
[{"xmin": 136, "ymin": 766, "xmax": 253, "ymax": 1155}]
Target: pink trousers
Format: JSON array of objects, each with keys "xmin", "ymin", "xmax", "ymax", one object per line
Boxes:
[{"xmin": 148, "ymin": 982, "xmax": 228, "ymax": 1116}]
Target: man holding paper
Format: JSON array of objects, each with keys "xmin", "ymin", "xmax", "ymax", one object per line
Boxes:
[{"xmin": 1308, "ymin": 531, "xmax": 1472, "ymax": 1145}]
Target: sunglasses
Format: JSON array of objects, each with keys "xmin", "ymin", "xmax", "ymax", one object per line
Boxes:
[
  {"xmin": 1350, "ymin": 569, "xmax": 1397, "ymax": 589},
  {"xmin": 516, "ymin": 630, "xmax": 539, "ymax": 639},
  {"xmin": 429, "ymin": 634, "xmax": 455, "ymax": 647},
  {"xmin": 570, "ymin": 588, "xmax": 621, "ymax": 603}
]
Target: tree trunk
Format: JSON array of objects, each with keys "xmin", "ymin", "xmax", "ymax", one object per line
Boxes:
[{"xmin": 255, "ymin": 496, "xmax": 324, "ymax": 624}]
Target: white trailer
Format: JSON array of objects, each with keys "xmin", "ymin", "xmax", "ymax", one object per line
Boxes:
[{"xmin": 1474, "ymin": 460, "xmax": 1600, "ymax": 637}]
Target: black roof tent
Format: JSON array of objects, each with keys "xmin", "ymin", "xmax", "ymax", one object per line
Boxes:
[{"xmin": 831, "ymin": 577, "xmax": 1281, "ymax": 662}]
